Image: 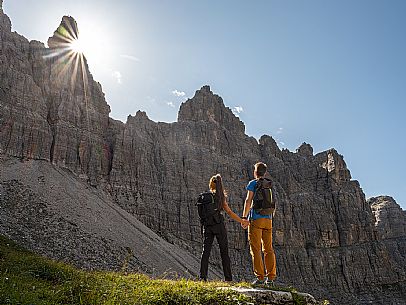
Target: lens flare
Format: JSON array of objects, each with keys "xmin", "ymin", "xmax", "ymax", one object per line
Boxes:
[
  {"xmin": 70, "ymin": 38, "xmax": 85, "ymax": 54},
  {"xmin": 43, "ymin": 16, "xmax": 92, "ymax": 143}
]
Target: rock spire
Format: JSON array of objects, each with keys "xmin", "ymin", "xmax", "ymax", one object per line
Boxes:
[{"xmin": 178, "ymin": 85, "xmax": 245, "ymax": 135}]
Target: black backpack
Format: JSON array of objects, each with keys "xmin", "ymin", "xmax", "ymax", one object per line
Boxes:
[
  {"xmin": 196, "ymin": 192, "xmax": 222, "ymax": 226},
  {"xmin": 252, "ymin": 178, "xmax": 276, "ymax": 216}
]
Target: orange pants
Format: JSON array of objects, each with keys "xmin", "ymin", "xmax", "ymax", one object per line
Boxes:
[{"xmin": 248, "ymin": 218, "xmax": 276, "ymax": 280}]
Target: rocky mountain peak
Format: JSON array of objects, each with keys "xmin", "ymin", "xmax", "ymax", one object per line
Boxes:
[
  {"xmin": 47, "ymin": 16, "xmax": 79, "ymax": 49},
  {"xmin": 177, "ymin": 85, "xmax": 245, "ymax": 134},
  {"xmin": 126, "ymin": 110, "xmax": 153, "ymax": 125},
  {"xmin": 0, "ymin": 0, "xmax": 11, "ymax": 32},
  {"xmin": 134, "ymin": 110, "xmax": 149, "ymax": 119},
  {"xmin": 369, "ymin": 196, "xmax": 406, "ymax": 239},
  {"xmin": 259, "ymin": 135, "xmax": 281, "ymax": 158},
  {"xmin": 297, "ymin": 142, "xmax": 314, "ymax": 158},
  {"xmin": 315, "ymin": 148, "xmax": 351, "ymax": 181},
  {"xmin": 43, "ymin": 14, "xmax": 96, "ymax": 98}
]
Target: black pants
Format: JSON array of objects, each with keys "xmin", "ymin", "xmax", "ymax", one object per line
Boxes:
[{"xmin": 199, "ymin": 222, "xmax": 232, "ymax": 281}]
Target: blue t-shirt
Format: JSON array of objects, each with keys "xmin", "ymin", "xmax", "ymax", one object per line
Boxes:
[{"xmin": 246, "ymin": 179, "xmax": 272, "ymax": 221}]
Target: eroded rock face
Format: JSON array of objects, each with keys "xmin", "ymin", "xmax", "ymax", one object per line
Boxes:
[
  {"xmin": 0, "ymin": 12, "xmax": 111, "ymax": 185},
  {"xmin": 178, "ymin": 85, "xmax": 245, "ymax": 135},
  {"xmin": 47, "ymin": 16, "xmax": 79, "ymax": 49},
  {"xmin": 0, "ymin": 1, "xmax": 11, "ymax": 32},
  {"xmin": 369, "ymin": 196, "xmax": 406, "ymax": 239},
  {"xmin": 1, "ymin": 5, "xmax": 406, "ymax": 304}
]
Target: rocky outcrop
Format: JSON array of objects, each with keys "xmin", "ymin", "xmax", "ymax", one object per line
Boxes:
[
  {"xmin": 0, "ymin": 0, "xmax": 11, "ymax": 32},
  {"xmin": 178, "ymin": 85, "xmax": 245, "ymax": 135},
  {"xmin": 47, "ymin": 16, "xmax": 79, "ymax": 49},
  {"xmin": 297, "ymin": 142, "xmax": 313, "ymax": 158},
  {"xmin": 369, "ymin": 196, "xmax": 406, "ymax": 239},
  {"xmin": 1, "ymin": 4, "xmax": 406, "ymax": 304},
  {"xmin": 0, "ymin": 10, "xmax": 111, "ymax": 185},
  {"xmin": 368, "ymin": 195, "xmax": 406, "ymax": 302},
  {"xmin": 223, "ymin": 287, "xmax": 321, "ymax": 305}
]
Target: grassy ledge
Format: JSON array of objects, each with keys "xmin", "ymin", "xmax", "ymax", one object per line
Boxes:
[
  {"xmin": 1, "ymin": 235, "xmax": 319, "ymax": 304},
  {"xmin": 0, "ymin": 235, "xmax": 251, "ymax": 305}
]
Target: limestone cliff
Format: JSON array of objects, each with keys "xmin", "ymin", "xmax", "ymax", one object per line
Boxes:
[
  {"xmin": 1, "ymin": 4, "xmax": 405, "ymax": 304},
  {"xmin": 0, "ymin": 7, "xmax": 111, "ymax": 185},
  {"xmin": 369, "ymin": 196, "xmax": 406, "ymax": 240}
]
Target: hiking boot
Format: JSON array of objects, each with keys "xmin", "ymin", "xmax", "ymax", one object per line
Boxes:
[
  {"xmin": 251, "ymin": 278, "xmax": 265, "ymax": 286},
  {"xmin": 265, "ymin": 278, "xmax": 275, "ymax": 287}
]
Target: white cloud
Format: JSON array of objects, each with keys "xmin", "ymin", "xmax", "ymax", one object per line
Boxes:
[
  {"xmin": 232, "ymin": 106, "xmax": 244, "ymax": 117},
  {"xmin": 112, "ymin": 71, "xmax": 122, "ymax": 84},
  {"xmin": 120, "ymin": 54, "xmax": 140, "ymax": 62},
  {"xmin": 277, "ymin": 127, "xmax": 283, "ymax": 134},
  {"xmin": 167, "ymin": 101, "xmax": 175, "ymax": 107},
  {"xmin": 172, "ymin": 90, "xmax": 186, "ymax": 97}
]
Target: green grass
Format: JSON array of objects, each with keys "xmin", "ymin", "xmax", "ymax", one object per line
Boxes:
[
  {"xmin": 0, "ymin": 235, "xmax": 252, "ymax": 305},
  {"xmin": 1, "ymin": 235, "xmax": 322, "ymax": 304}
]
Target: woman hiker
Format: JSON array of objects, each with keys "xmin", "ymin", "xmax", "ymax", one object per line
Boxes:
[{"xmin": 198, "ymin": 174, "xmax": 249, "ymax": 282}]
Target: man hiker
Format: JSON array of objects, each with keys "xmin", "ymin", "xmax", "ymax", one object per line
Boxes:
[{"xmin": 242, "ymin": 162, "xmax": 277, "ymax": 286}]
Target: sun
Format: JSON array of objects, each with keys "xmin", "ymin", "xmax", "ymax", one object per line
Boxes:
[
  {"xmin": 46, "ymin": 16, "xmax": 112, "ymax": 67},
  {"xmin": 45, "ymin": 15, "xmax": 114, "ymax": 87},
  {"xmin": 71, "ymin": 24, "xmax": 112, "ymax": 68},
  {"xmin": 69, "ymin": 38, "xmax": 85, "ymax": 54}
]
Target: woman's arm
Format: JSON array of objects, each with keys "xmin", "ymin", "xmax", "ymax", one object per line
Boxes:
[{"xmin": 223, "ymin": 201, "xmax": 245, "ymax": 224}]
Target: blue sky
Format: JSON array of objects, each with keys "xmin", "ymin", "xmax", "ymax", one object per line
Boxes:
[{"xmin": 3, "ymin": 0, "xmax": 406, "ymax": 209}]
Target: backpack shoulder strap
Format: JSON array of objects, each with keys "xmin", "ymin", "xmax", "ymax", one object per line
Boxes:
[{"xmin": 255, "ymin": 177, "xmax": 265, "ymax": 189}]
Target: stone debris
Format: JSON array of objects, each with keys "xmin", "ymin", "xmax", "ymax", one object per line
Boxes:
[{"xmin": 219, "ymin": 286, "xmax": 321, "ymax": 305}]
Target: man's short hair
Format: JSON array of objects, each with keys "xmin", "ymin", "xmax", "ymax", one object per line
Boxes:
[{"xmin": 254, "ymin": 162, "xmax": 267, "ymax": 177}]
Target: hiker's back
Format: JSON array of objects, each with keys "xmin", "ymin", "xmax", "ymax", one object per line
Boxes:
[
  {"xmin": 196, "ymin": 192, "xmax": 223, "ymax": 226},
  {"xmin": 252, "ymin": 178, "xmax": 276, "ymax": 216}
]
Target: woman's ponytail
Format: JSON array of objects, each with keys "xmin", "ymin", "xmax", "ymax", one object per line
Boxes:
[
  {"xmin": 215, "ymin": 174, "xmax": 225, "ymax": 210},
  {"xmin": 209, "ymin": 174, "xmax": 227, "ymax": 210}
]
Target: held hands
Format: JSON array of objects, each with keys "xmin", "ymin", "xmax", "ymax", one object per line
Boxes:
[{"xmin": 240, "ymin": 219, "xmax": 249, "ymax": 229}]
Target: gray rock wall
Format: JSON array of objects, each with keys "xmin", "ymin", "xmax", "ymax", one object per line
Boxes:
[
  {"xmin": 369, "ymin": 196, "xmax": 406, "ymax": 239},
  {"xmin": 0, "ymin": 12, "xmax": 111, "ymax": 185}
]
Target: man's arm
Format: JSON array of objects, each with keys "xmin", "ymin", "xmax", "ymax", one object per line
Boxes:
[
  {"xmin": 240, "ymin": 191, "xmax": 254, "ymax": 229},
  {"xmin": 243, "ymin": 190, "xmax": 254, "ymax": 218}
]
